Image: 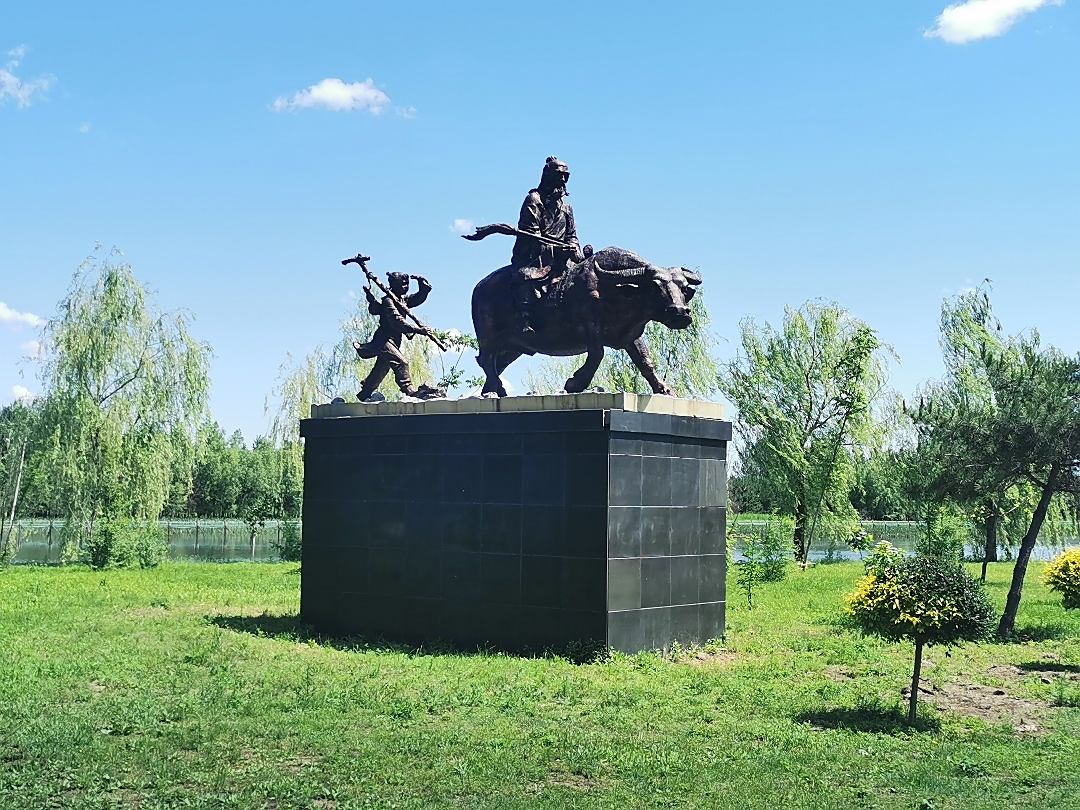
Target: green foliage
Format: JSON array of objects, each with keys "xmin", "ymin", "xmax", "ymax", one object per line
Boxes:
[
  {"xmin": 850, "ymin": 445, "xmax": 921, "ymax": 521},
  {"xmin": 0, "ymin": 402, "xmax": 39, "ymax": 563},
  {"xmin": 273, "ymin": 518, "xmax": 302, "ymax": 562},
  {"xmin": 431, "ymin": 329, "xmax": 484, "ymax": 392},
  {"xmin": 33, "ymin": 247, "xmax": 210, "ymax": 563},
  {"xmin": 863, "ymin": 540, "xmax": 906, "ymax": 578},
  {"xmin": 1044, "ymin": 547, "xmax": 1080, "ymax": 609},
  {"xmin": 730, "ymin": 518, "xmax": 789, "ymax": 609},
  {"xmin": 917, "ymin": 502, "xmax": 973, "ymax": 560},
  {"xmin": 846, "ymin": 527, "xmax": 874, "ymax": 553},
  {"xmin": 720, "ymin": 301, "xmax": 889, "ymax": 564},
  {"xmin": 848, "ymin": 548, "xmax": 997, "ymax": 723},
  {"xmin": 83, "ymin": 516, "xmax": 167, "ymax": 570},
  {"xmin": 182, "ymin": 425, "xmax": 301, "ymax": 521},
  {"xmin": 133, "ymin": 521, "xmax": 168, "ymax": 568},
  {"xmin": 848, "ymin": 553, "xmax": 995, "ymax": 647},
  {"xmin": 911, "ymin": 284, "xmax": 1080, "ymax": 636}
]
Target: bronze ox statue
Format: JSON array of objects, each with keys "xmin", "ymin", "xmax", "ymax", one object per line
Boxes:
[{"xmin": 471, "ymin": 247, "xmax": 702, "ymax": 397}]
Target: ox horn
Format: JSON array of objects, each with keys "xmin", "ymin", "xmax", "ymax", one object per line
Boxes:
[
  {"xmin": 596, "ymin": 265, "xmax": 649, "ymax": 279},
  {"xmin": 680, "ymin": 268, "xmax": 702, "ymax": 285}
]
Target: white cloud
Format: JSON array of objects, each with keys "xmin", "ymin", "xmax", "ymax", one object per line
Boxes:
[
  {"xmin": 396, "ymin": 105, "xmax": 417, "ymax": 119},
  {"xmin": 926, "ymin": 0, "xmax": 1063, "ymax": 44},
  {"xmin": 0, "ymin": 302, "xmax": 45, "ymax": 329},
  {"xmin": 450, "ymin": 218, "xmax": 475, "ymax": 235},
  {"xmin": 11, "ymin": 385, "xmax": 33, "ymax": 403},
  {"xmin": 79, "ymin": 122, "xmax": 91, "ymax": 134},
  {"xmin": 272, "ymin": 78, "xmax": 391, "ymax": 114},
  {"xmin": 19, "ymin": 339, "xmax": 41, "ymax": 359},
  {"xmin": 0, "ymin": 44, "xmax": 54, "ymax": 108}
]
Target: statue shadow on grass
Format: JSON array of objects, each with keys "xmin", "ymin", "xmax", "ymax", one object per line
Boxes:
[
  {"xmin": 795, "ymin": 705, "xmax": 940, "ymax": 734},
  {"xmin": 999, "ymin": 622, "xmax": 1074, "ymax": 643},
  {"xmin": 208, "ymin": 613, "xmax": 606, "ymax": 664},
  {"xmin": 1018, "ymin": 660, "xmax": 1080, "ymax": 674}
]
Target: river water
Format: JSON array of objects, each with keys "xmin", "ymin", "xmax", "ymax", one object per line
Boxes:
[{"xmin": 5, "ymin": 519, "xmax": 285, "ymax": 564}]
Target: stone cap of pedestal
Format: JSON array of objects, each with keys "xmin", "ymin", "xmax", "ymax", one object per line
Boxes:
[{"xmin": 309, "ymin": 392, "xmax": 724, "ymax": 421}]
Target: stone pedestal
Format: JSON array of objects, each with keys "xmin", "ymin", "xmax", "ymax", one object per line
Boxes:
[{"xmin": 299, "ymin": 393, "xmax": 729, "ymax": 653}]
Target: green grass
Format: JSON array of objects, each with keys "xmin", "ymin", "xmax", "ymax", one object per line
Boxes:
[{"xmin": 1, "ymin": 562, "xmax": 1077, "ymax": 809}]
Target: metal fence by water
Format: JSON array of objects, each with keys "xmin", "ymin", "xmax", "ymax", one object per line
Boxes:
[
  {"xmin": 728, "ymin": 519, "xmax": 1078, "ymax": 563},
  {"xmin": 6, "ymin": 519, "xmax": 292, "ymax": 565},
  {"xmin": 5, "ymin": 517, "xmax": 1078, "ymax": 566}
]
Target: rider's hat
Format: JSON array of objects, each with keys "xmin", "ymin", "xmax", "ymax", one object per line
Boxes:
[{"xmin": 540, "ymin": 155, "xmax": 570, "ymax": 183}]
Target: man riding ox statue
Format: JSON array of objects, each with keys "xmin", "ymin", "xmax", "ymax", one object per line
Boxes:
[{"xmin": 463, "ymin": 156, "xmax": 702, "ymax": 397}]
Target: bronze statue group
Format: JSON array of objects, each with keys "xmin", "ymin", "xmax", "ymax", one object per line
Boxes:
[{"xmin": 348, "ymin": 156, "xmax": 702, "ymax": 401}]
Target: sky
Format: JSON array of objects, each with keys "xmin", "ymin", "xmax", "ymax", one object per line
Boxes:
[{"xmin": 2, "ymin": 1, "xmax": 1078, "ymax": 442}]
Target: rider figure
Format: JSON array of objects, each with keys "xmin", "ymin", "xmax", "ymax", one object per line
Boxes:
[
  {"xmin": 511, "ymin": 156, "xmax": 587, "ymax": 335},
  {"xmin": 353, "ymin": 272, "xmax": 438, "ymax": 401}
]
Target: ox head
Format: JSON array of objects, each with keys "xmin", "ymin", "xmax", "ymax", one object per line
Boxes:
[{"xmin": 596, "ymin": 262, "xmax": 702, "ymax": 329}]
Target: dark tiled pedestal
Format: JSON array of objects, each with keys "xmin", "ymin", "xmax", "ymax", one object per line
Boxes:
[{"xmin": 299, "ymin": 408, "xmax": 729, "ymax": 652}]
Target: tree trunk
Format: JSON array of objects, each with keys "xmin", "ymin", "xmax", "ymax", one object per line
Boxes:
[
  {"xmin": 908, "ymin": 639, "xmax": 924, "ymax": 726},
  {"xmin": 1, "ymin": 441, "xmax": 27, "ymax": 559},
  {"xmin": 793, "ymin": 499, "xmax": 807, "ymax": 564},
  {"xmin": 997, "ymin": 474, "xmax": 1056, "ymax": 639},
  {"xmin": 981, "ymin": 501, "xmax": 1000, "ymax": 581}
]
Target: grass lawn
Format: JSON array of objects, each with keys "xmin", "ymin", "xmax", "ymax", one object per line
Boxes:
[{"xmin": 1, "ymin": 561, "xmax": 1077, "ymax": 809}]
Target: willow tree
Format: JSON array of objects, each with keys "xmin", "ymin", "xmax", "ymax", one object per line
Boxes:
[
  {"xmin": 36, "ymin": 247, "xmax": 210, "ymax": 561},
  {"xmin": 525, "ymin": 294, "xmax": 719, "ymax": 398},
  {"xmin": 720, "ymin": 302, "xmax": 888, "ymax": 565}
]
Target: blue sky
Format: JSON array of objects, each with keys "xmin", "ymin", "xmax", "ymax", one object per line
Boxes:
[{"xmin": 2, "ymin": 1, "xmax": 1077, "ymax": 441}]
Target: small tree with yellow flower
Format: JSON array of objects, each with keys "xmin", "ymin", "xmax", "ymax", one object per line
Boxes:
[
  {"xmin": 1044, "ymin": 547, "xmax": 1080, "ymax": 609},
  {"xmin": 847, "ymin": 545, "xmax": 995, "ymax": 724}
]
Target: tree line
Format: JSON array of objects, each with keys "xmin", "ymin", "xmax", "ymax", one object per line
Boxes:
[
  {"xmin": 0, "ymin": 413, "xmax": 301, "ymax": 522},
  {"xmin": 2, "ymin": 248, "xmax": 1079, "ymax": 639}
]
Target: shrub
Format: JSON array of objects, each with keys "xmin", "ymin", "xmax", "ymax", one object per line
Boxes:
[
  {"xmin": 84, "ymin": 517, "xmax": 168, "ymax": 569},
  {"xmin": 864, "ymin": 540, "xmax": 905, "ymax": 578},
  {"xmin": 274, "ymin": 518, "xmax": 302, "ymax": 562},
  {"xmin": 1043, "ymin": 547, "xmax": 1080, "ymax": 609},
  {"xmin": 133, "ymin": 521, "xmax": 168, "ymax": 568},
  {"xmin": 847, "ymin": 552, "xmax": 994, "ymax": 724},
  {"xmin": 84, "ymin": 517, "xmax": 137, "ymax": 569},
  {"xmin": 731, "ymin": 519, "xmax": 789, "ymax": 609},
  {"xmin": 917, "ymin": 504, "xmax": 971, "ymax": 560},
  {"xmin": 847, "ymin": 528, "xmax": 875, "ymax": 554}
]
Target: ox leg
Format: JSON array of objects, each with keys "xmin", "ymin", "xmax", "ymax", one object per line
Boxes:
[
  {"xmin": 478, "ymin": 348, "xmax": 507, "ymax": 397},
  {"xmin": 565, "ymin": 336, "xmax": 604, "ymax": 394},
  {"xmin": 496, "ymin": 351, "xmax": 522, "ymax": 377},
  {"xmin": 626, "ymin": 338, "xmax": 676, "ymax": 396}
]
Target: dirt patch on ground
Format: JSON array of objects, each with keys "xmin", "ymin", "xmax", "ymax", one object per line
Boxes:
[
  {"xmin": 525, "ymin": 763, "xmax": 601, "ymax": 794},
  {"xmin": 685, "ymin": 649, "xmax": 739, "ymax": 667},
  {"xmin": 904, "ymin": 679, "xmax": 1047, "ymax": 735},
  {"xmin": 987, "ymin": 663, "xmax": 1080, "ymax": 684},
  {"xmin": 824, "ymin": 665, "xmax": 854, "ymax": 682},
  {"xmin": 280, "ymin": 755, "xmax": 323, "ymax": 775}
]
